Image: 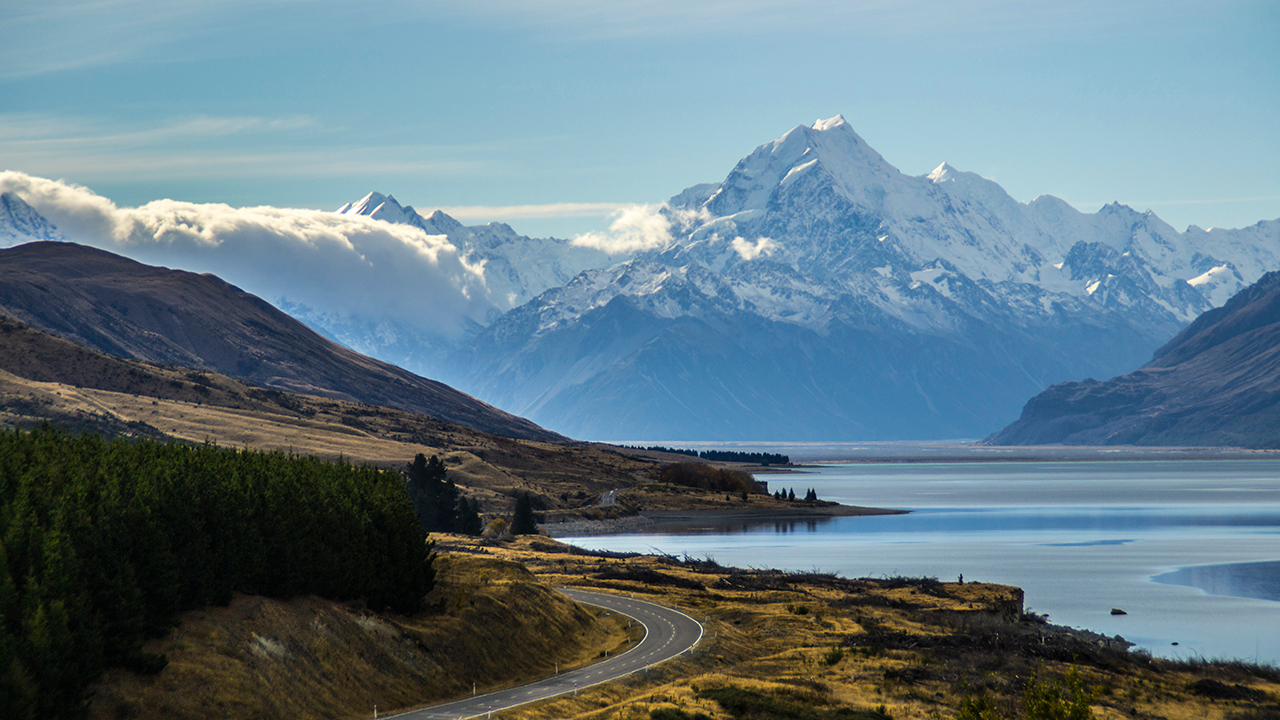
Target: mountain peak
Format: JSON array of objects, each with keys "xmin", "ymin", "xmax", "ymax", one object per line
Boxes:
[
  {"xmin": 811, "ymin": 114, "xmax": 848, "ymax": 132},
  {"xmin": 336, "ymin": 192, "xmax": 421, "ymax": 225},
  {"xmin": 926, "ymin": 162, "xmax": 958, "ymax": 182},
  {"xmin": 702, "ymin": 114, "xmax": 895, "ymax": 217}
]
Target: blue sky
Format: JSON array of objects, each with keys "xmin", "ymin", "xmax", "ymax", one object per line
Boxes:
[{"xmin": 3, "ymin": 0, "xmax": 1277, "ymax": 238}]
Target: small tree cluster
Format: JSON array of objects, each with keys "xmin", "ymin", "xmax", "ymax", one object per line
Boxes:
[
  {"xmin": 772, "ymin": 487, "xmax": 819, "ymax": 502},
  {"xmin": 405, "ymin": 454, "xmax": 482, "ymax": 535},
  {"xmin": 510, "ymin": 493, "xmax": 539, "ymax": 535}
]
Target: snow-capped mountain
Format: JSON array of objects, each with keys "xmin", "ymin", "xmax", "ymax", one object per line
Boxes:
[
  {"xmin": 297, "ymin": 192, "xmax": 622, "ymax": 373},
  {"xmin": 439, "ymin": 116, "xmax": 1280, "ymax": 440},
  {"xmin": 337, "ymin": 192, "xmax": 618, "ymax": 312},
  {"xmin": 0, "ymin": 192, "xmax": 65, "ymax": 245}
]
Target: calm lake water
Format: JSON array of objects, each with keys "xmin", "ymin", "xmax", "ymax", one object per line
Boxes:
[{"xmin": 564, "ymin": 460, "xmax": 1280, "ymax": 663}]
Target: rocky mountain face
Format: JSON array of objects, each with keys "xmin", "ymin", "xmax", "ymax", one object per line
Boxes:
[
  {"xmin": 290, "ymin": 192, "xmax": 622, "ymax": 370},
  {"xmin": 0, "ymin": 241, "xmax": 561, "ymax": 441},
  {"xmin": 1, "ymin": 192, "xmax": 66, "ymax": 244},
  {"xmin": 431, "ymin": 117, "xmax": 1280, "ymax": 440},
  {"xmin": 986, "ymin": 271, "xmax": 1280, "ymax": 447}
]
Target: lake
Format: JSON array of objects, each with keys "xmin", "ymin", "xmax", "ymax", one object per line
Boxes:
[{"xmin": 564, "ymin": 459, "xmax": 1280, "ymax": 663}]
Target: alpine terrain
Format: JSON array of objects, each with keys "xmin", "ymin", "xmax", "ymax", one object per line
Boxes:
[
  {"xmin": 410, "ymin": 116, "xmax": 1279, "ymax": 440},
  {"xmin": 6, "ymin": 118, "xmax": 1279, "ymax": 441},
  {"xmin": 0, "ymin": 241, "xmax": 560, "ymax": 441},
  {"xmin": 987, "ymin": 270, "xmax": 1280, "ymax": 447}
]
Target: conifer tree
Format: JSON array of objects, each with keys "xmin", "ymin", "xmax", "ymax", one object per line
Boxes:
[{"xmin": 511, "ymin": 494, "xmax": 538, "ymax": 535}]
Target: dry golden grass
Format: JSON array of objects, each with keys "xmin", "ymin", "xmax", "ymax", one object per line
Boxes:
[
  {"xmin": 88, "ymin": 545, "xmax": 634, "ymax": 720},
  {"xmin": 88, "ymin": 534, "xmax": 1280, "ymax": 720},
  {"xmin": 445, "ymin": 536, "xmax": 1280, "ymax": 720}
]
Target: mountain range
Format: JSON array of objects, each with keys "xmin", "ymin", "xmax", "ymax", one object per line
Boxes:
[
  {"xmin": 987, "ymin": 270, "xmax": 1280, "ymax": 447},
  {"xmin": 333, "ymin": 117, "xmax": 1280, "ymax": 440},
  {"xmin": 4, "ymin": 118, "xmax": 1279, "ymax": 442}
]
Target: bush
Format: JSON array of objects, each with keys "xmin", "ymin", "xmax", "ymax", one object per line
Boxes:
[
  {"xmin": 956, "ymin": 666, "xmax": 1097, "ymax": 720},
  {"xmin": 1024, "ymin": 666, "xmax": 1096, "ymax": 720},
  {"xmin": 658, "ymin": 463, "xmax": 761, "ymax": 495},
  {"xmin": 650, "ymin": 708, "xmax": 714, "ymax": 720}
]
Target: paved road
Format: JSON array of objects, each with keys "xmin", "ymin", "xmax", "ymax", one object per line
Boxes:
[{"xmin": 388, "ymin": 588, "xmax": 703, "ymax": 720}]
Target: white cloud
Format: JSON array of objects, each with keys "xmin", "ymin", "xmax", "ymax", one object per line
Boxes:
[
  {"xmin": 0, "ymin": 172, "xmax": 494, "ymax": 339},
  {"xmin": 570, "ymin": 204, "xmax": 711, "ymax": 254},
  {"xmin": 731, "ymin": 236, "xmax": 778, "ymax": 261},
  {"xmin": 571, "ymin": 204, "xmax": 674, "ymax": 254}
]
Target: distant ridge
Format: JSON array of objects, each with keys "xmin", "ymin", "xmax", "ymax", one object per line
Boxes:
[
  {"xmin": 0, "ymin": 241, "xmax": 562, "ymax": 441},
  {"xmin": 985, "ymin": 271, "xmax": 1280, "ymax": 447}
]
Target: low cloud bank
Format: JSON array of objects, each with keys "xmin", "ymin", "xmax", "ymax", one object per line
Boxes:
[{"xmin": 0, "ymin": 172, "xmax": 493, "ymax": 338}]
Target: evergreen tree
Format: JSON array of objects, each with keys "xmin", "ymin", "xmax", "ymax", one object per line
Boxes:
[
  {"xmin": 787, "ymin": 488, "xmax": 796, "ymax": 501},
  {"xmin": 405, "ymin": 453, "xmax": 457, "ymax": 533},
  {"xmin": 455, "ymin": 497, "xmax": 483, "ymax": 536},
  {"xmin": 511, "ymin": 494, "xmax": 538, "ymax": 535},
  {"xmin": 0, "ymin": 427, "xmax": 435, "ymax": 715}
]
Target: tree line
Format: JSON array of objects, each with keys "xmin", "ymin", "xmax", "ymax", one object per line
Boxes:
[
  {"xmin": 0, "ymin": 427, "xmax": 433, "ymax": 720},
  {"xmin": 623, "ymin": 446, "xmax": 790, "ymax": 466}
]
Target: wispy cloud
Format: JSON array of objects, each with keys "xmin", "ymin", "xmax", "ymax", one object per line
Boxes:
[
  {"xmin": 438, "ymin": 202, "xmax": 629, "ymax": 221},
  {"xmin": 0, "ymin": 114, "xmax": 480, "ymax": 181},
  {"xmin": 1135, "ymin": 194, "xmax": 1280, "ymax": 208},
  {"xmin": 432, "ymin": 0, "xmax": 1221, "ymax": 40},
  {"xmin": 2, "ymin": 0, "xmax": 1230, "ymax": 77},
  {"xmin": 571, "ymin": 204, "xmax": 710, "ymax": 254}
]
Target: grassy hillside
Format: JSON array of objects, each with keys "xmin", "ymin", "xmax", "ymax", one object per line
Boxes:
[
  {"xmin": 0, "ymin": 316, "xmax": 656, "ymax": 513},
  {"xmin": 429, "ymin": 536, "xmax": 1279, "ymax": 720},
  {"xmin": 88, "ymin": 554, "xmax": 634, "ymax": 720}
]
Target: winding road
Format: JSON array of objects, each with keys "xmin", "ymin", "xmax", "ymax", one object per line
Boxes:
[{"xmin": 388, "ymin": 588, "xmax": 704, "ymax": 720}]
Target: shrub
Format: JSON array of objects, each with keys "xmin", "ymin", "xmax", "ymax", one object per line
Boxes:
[
  {"xmin": 822, "ymin": 646, "xmax": 846, "ymax": 666},
  {"xmin": 650, "ymin": 708, "xmax": 714, "ymax": 720},
  {"xmin": 658, "ymin": 462, "xmax": 762, "ymax": 495}
]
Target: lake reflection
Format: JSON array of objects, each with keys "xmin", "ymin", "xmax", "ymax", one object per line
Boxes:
[{"xmin": 567, "ymin": 460, "xmax": 1280, "ymax": 663}]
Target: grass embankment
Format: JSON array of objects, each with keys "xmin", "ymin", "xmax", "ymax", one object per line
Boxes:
[
  {"xmin": 89, "ymin": 553, "xmax": 635, "ymax": 720},
  {"xmin": 435, "ymin": 536, "xmax": 1280, "ymax": 720}
]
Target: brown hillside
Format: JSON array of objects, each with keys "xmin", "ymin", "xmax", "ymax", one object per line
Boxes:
[
  {"xmin": 0, "ymin": 241, "xmax": 558, "ymax": 441},
  {"xmin": 88, "ymin": 553, "xmax": 635, "ymax": 720},
  {"xmin": 0, "ymin": 316, "xmax": 655, "ymax": 511}
]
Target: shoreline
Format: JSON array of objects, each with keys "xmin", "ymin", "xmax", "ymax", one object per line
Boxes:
[{"xmin": 543, "ymin": 502, "xmax": 904, "ymax": 538}]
